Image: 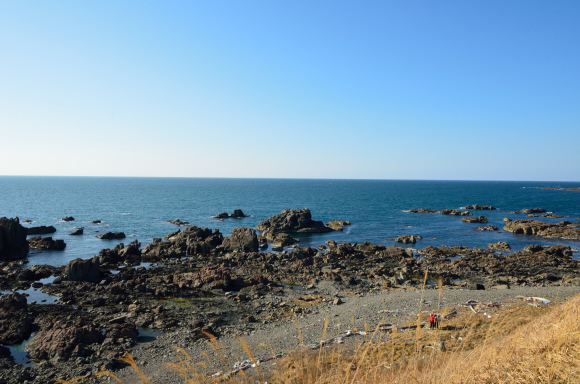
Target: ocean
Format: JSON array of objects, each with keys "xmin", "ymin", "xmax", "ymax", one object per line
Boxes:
[{"xmin": 1, "ymin": 176, "xmax": 579, "ymax": 267}]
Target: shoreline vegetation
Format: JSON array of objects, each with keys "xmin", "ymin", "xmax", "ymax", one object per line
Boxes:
[{"xmin": 68, "ymin": 281, "xmax": 580, "ymax": 384}]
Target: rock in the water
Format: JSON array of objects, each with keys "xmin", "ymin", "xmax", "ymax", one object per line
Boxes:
[
  {"xmin": 90, "ymin": 220, "xmax": 102, "ymax": 224},
  {"xmin": 230, "ymin": 209, "xmax": 249, "ymax": 218},
  {"xmin": 97, "ymin": 232, "xmax": 126, "ymax": 240},
  {"xmin": 69, "ymin": 228, "xmax": 84, "ymax": 235},
  {"xmin": 271, "ymin": 232, "xmax": 296, "ymax": 247},
  {"xmin": 408, "ymin": 208, "xmax": 439, "ymax": 213},
  {"xmin": 440, "ymin": 209, "xmax": 472, "ymax": 216},
  {"xmin": 62, "ymin": 257, "xmax": 100, "ymax": 283},
  {"xmin": 524, "ymin": 244, "xmax": 544, "ymax": 253},
  {"xmin": 464, "ymin": 205, "xmax": 497, "ymax": 210},
  {"xmin": 26, "ymin": 225, "xmax": 57, "ymax": 235},
  {"xmin": 475, "ymin": 225, "xmax": 499, "ymax": 232},
  {"xmin": 488, "ymin": 242, "xmax": 511, "ymax": 251},
  {"xmin": 166, "ymin": 219, "xmax": 190, "ymax": 226},
  {"xmin": 0, "ymin": 217, "xmax": 29, "ymax": 259},
  {"xmin": 462, "ymin": 216, "xmax": 488, "ymax": 224},
  {"xmin": 395, "ymin": 235, "xmax": 421, "ymax": 244},
  {"xmin": 543, "ymin": 214, "xmax": 564, "ymax": 219},
  {"xmin": 522, "ymin": 208, "xmax": 547, "ymax": 214},
  {"xmin": 28, "ymin": 236, "xmax": 66, "ymax": 251},
  {"xmin": 213, "ymin": 212, "xmax": 229, "ymax": 219},
  {"xmin": 327, "ymin": 220, "xmax": 351, "ymax": 231},
  {"xmin": 61, "ymin": 216, "xmax": 75, "ymax": 222},
  {"xmin": 257, "ymin": 208, "xmax": 333, "ymax": 234},
  {"xmin": 503, "ymin": 219, "xmax": 580, "ymax": 240},
  {"xmin": 222, "ymin": 227, "xmax": 259, "ymax": 252}
]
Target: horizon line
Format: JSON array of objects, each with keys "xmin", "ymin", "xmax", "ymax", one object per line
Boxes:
[{"xmin": 0, "ymin": 175, "xmax": 579, "ymax": 183}]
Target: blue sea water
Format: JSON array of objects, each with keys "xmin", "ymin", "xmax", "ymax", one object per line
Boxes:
[{"xmin": 1, "ymin": 176, "xmax": 579, "ymax": 267}]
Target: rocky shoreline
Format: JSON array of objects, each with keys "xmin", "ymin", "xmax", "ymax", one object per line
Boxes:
[{"xmin": 1, "ymin": 207, "xmax": 580, "ymax": 383}]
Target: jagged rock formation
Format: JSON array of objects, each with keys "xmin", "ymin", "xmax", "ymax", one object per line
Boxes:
[
  {"xmin": 0, "ymin": 217, "xmax": 29, "ymax": 259},
  {"xmin": 503, "ymin": 219, "xmax": 580, "ymax": 240}
]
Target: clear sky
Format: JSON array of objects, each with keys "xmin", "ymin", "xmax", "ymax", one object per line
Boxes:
[{"xmin": 1, "ymin": 1, "xmax": 579, "ymax": 180}]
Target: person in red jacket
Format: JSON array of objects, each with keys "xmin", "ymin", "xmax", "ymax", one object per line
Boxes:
[{"xmin": 429, "ymin": 314, "xmax": 435, "ymax": 328}]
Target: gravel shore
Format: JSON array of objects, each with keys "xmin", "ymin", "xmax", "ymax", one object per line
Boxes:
[{"xmin": 113, "ymin": 284, "xmax": 580, "ymax": 383}]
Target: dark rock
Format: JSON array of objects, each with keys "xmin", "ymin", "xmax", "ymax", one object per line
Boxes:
[
  {"xmin": 522, "ymin": 208, "xmax": 547, "ymax": 214},
  {"xmin": 230, "ymin": 209, "xmax": 249, "ymax": 218},
  {"xmin": 26, "ymin": 225, "xmax": 57, "ymax": 235},
  {"xmin": 543, "ymin": 214, "xmax": 564, "ymax": 219},
  {"xmin": 166, "ymin": 219, "xmax": 190, "ymax": 226},
  {"xmin": 462, "ymin": 216, "xmax": 488, "ymax": 224},
  {"xmin": 475, "ymin": 225, "xmax": 499, "ymax": 232},
  {"xmin": 89, "ymin": 220, "xmax": 101, "ymax": 224},
  {"xmin": 395, "ymin": 235, "xmax": 421, "ymax": 244},
  {"xmin": 0, "ymin": 217, "xmax": 29, "ymax": 259},
  {"xmin": 504, "ymin": 219, "xmax": 580, "ymax": 239},
  {"xmin": 97, "ymin": 232, "xmax": 126, "ymax": 240},
  {"xmin": 464, "ymin": 205, "xmax": 497, "ymax": 210},
  {"xmin": 524, "ymin": 244, "xmax": 544, "ymax": 253},
  {"xmin": 69, "ymin": 228, "xmax": 84, "ymax": 235},
  {"xmin": 488, "ymin": 242, "xmax": 511, "ymax": 251},
  {"xmin": 257, "ymin": 208, "xmax": 333, "ymax": 234},
  {"xmin": 408, "ymin": 208, "xmax": 439, "ymax": 213},
  {"xmin": 440, "ymin": 209, "xmax": 472, "ymax": 216},
  {"xmin": 213, "ymin": 212, "xmax": 229, "ymax": 219},
  {"xmin": 26, "ymin": 317, "xmax": 104, "ymax": 361},
  {"xmin": 222, "ymin": 228, "xmax": 259, "ymax": 252},
  {"xmin": 28, "ymin": 236, "xmax": 66, "ymax": 250},
  {"xmin": 61, "ymin": 216, "xmax": 75, "ymax": 222},
  {"xmin": 327, "ymin": 220, "xmax": 351, "ymax": 231},
  {"xmin": 62, "ymin": 257, "xmax": 100, "ymax": 283}
]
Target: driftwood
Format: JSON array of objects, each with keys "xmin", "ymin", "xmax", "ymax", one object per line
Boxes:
[
  {"xmin": 211, "ymin": 310, "xmax": 457, "ymax": 379},
  {"xmin": 516, "ymin": 296, "xmax": 551, "ymax": 304}
]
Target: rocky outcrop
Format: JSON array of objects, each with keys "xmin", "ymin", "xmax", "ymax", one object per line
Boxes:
[
  {"xmin": 543, "ymin": 214, "xmax": 564, "ymax": 219},
  {"xmin": 26, "ymin": 317, "xmax": 105, "ymax": 361},
  {"xmin": 62, "ymin": 257, "xmax": 100, "ymax": 283},
  {"xmin": 230, "ymin": 209, "xmax": 249, "ymax": 218},
  {"xmin": 166, "ymin": 219, "xmax": 190, "ymax": 226},
  {"xmin": 440, "ymin": 209, "xmax": 472, "ymax": 216},
  {"xmin": 0, "ymin": 217, "xmax": 29, "ymax": 259},
  {"xmin": 213, "ymin": 210, "xmax": 249, "ymax": 219},
  {"xmin": 270, "ymin": 233, "xmax": 296, "ymax": 247},
  {"xmin": 222, "ymin": 228, "xmax": 259, "ymax": 252},
  {"xmin": 395, "ymin": 235, "xmax": 421, "ymax": 244},
  {"xmin": 27, "ymin": 225, "xmax": 57, "ymax": 235},
  {"xmin": 61, "ymin": 216, "xmax": 75, "ymax": 222},
  {"xmin": 464, "ymin": 205, "xmax": 496, "ymax": 210},
  {"xmin": 97, "ymin": 232, "xmax": 126, "ymax": 240},
  {"xmin": 503, "ymin": 219, "xmax": 580, "ymax": 240},
  {"xmin": 409, "ymin": 208, "xmax": 471, "ymax": 216},
  {"xmin": 257, "ymin": 208, "xmax": 333, "ymax": 234},
  {"xmin": 327, "ymin": 220, "xmax": 351, "ymax": 231},
  {"xmin": 89, "ymin": 220, "xmax": 101, "ymax": 224},
  {"xmin": 28, "ymin": 236, "xmax": 66, "ymax": 251},
  {"xmin": 0, "ymin": 293, "xmax": 33, "ymax": 344},
  {"xmin": 462, "ymin": 216, "xmax": 488, "ymax": 223},
  {"xmin": 141, "ymin": 226, "xmax": 223, "ymax": 259},
  {"xmin": 475, "ymin": 225, "xmax": 499, "ymax": 232},
  {"xmin": 69, "ymin": 228, "xmax": 83, "ymax": 235},
  {"xmin": 522, "ymin": 208, "xmax": 547, "ymax": 214},
  {"xmin": 488, "ymin": 242, "xmax": 511, "ymax": 251}
]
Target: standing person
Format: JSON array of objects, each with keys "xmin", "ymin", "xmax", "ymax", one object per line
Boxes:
[{"xmin": 429, "ymin": 314, "xmax": 435, "ymax": 328}]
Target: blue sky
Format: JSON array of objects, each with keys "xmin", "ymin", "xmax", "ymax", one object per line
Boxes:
[{"xmin": 1, "ymin": 1, "xmax": 579, "ymax": 180}]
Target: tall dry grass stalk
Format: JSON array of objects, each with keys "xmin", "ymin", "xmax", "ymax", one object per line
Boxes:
[{"xmin": 85, "ymin": 286, "xmax": 580, "ymax": 384}]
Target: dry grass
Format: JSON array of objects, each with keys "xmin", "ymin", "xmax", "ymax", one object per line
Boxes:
[{"xmin": 58, "ymin": 287, "xmax": 580, "ymax": 384}]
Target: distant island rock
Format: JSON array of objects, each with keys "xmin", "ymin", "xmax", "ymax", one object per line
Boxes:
[
  {"xmin": 26, "ymin": 225, "xmax": 57, "ymax": 235},
  {"xmin": 166, "ymin": 219, "xmax": 190, "ymax": 226},
  {"xmin": 409, "ymin": 208, "xmax": 472, "ymax": 216},
  {"xmin": 213, "ymin": 209, "xmax": 250, "ymax": 219},
  {"xmin": 69, "ymin": 228, "xmax": 84, "ymax": 235},
  {"xmin": 462, "ymin": 216, "xmax": 488, "ymax": 223},
  {"xmin": 97, "ymin": 232, "xmax": 126, "ymax": 240},
  {"xmin": 327, "ymin": 220, "xmax": 351, "ymax": 231},
  {"xmin": 522, "ymin": 208, "xmax": 547, "ymax": 214},
  {"xmin": 257, "ymin": 208, "xmax": 334, "ymax": 234},
  {"xmin": 61, "ymin": 216, "xmax": 75, "ymax": 222},
  {"xmin": 89, "ymin": 220, "xmax": 102, "ymax": 224},
  {"xmin": 464, "ymin": 205, "xmax": 497, "ymax": 210}
]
